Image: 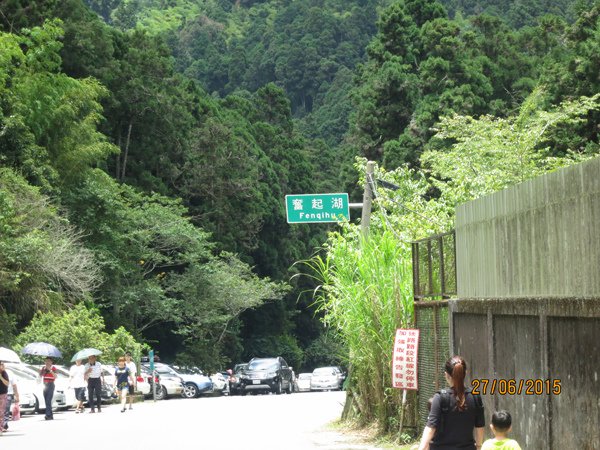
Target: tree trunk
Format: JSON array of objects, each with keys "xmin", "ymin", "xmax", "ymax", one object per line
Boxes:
[
  {"xmin": 116, "ymin": 131, "xmax": 122, "ymax": 179},
  {"xmin": 121, "ymin": 121, "xmax": 133, "ymax": 181}
]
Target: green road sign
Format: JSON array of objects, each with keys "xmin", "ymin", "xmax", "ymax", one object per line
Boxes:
[{"xmin": 285, "ymin": 193, "xmax": 350, "ymax": 223}]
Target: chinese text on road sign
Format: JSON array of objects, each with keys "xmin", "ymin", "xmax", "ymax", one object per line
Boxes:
[
  {"xmin": 392, "ymin": 328, "xmax": 420, "ymax": 390},
  {"xmin": 285, "ymin": 193, "xmax": 350, "ymax": 223}
]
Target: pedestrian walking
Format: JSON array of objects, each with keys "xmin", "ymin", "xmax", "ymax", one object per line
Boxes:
[
  {"xmin": 39, "ymin": 357, "xmax": 57, "ymax": 420},
  {"xmin": 0, "ymin": 362, "xmax": 9, "ymax": 434},
  {"xmin": 3, "ymin": 368, "xmax": 19, "ymax": 431},
  {"xmin": 84, "ymin": 355, "xmax": 104, "ymax": 413},
  {"xmin": 482, "ymin": 410, "xmax": 522, "ymax": 450},
  {"xmin": 417, "ymin": 355, "xmax": 485, "ymax": 450},
  {"xmin": 113, "ymin": 357, "xmax": 134, "ymax": 413},
  {"xmin": 125, "ymin": 352, "xmax": 137, "ymax": 410},
  {"xmin": 69, "ymin": 359, "xmax": 87, "ymax": 413}
]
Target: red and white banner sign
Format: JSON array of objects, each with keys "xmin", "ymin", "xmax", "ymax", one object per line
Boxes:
[{"xmin": 392, "ymin": 328, "xmax": 419, "ymax": 390}]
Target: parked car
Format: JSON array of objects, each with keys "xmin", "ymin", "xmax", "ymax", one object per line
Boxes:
[
  {"xmin": 141, "ymin": 363, "xmax": 185, "ymax": 399},
  {"xmin": 228, "ymin": 363, "xmax": 247, "ymax": 396},
  {"xmin": 169, "ymin": 365, "xmax": 212, "ymax": 398},
  {"xmin": 210, "ymin": 372, "xmax": 228, "ymax": 395},
  {"xmin": 133, "ymin": 369, "xmax": 151, "ymax": 396},
  {"xmin": 100, "ymin": 365, "xmax": 118, "ymax": 402},
  {"xmin": 331, "ymin": 366, "xmax": 347, "ymax": 386},
  {"xmin": 310, "ymin": 367, "xmax": 343, "ymax": 391},
  {"xmin": 295, "ymin": 373, "xmax": 312, "ymax": 392},
  {"xmin": 6, "ymin": 363, "xmax": 67, "ymax": 413},
  {"xmin": 239, "ymin": 357, "xmax": 293, "ymax": 395},
  {"xmin": 25, "ymin": 364, "xmax": 70, "ymax": 408},
  {"xmin": 139, "ymin": 367, "xmax": 161, "ymax": 399},
  {"xmin": 5, "ymin": 367, "xmax": 39, "ymax": 415}
]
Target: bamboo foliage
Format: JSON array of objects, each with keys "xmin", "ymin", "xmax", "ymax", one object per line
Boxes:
[{"xmin": 303, "ymin": 223, "xmax": 413, "ymax": 430}]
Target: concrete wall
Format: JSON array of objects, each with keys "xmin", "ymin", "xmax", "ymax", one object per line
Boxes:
[
  {"xmin": 449, "ymin": 298, "xmax": 600, "ymax": 450},
  {"xmin": 451, "ymin": 158, "xmax": 600, "ymax": 449},
  {"xmin": 455, "ymin": 157, "xmax": 600, "ymax": 299}
]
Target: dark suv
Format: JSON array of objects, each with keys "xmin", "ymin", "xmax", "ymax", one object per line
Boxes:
[{"xmin": 239, "ymin": 357, "xmax": 294, "ymax": 395}]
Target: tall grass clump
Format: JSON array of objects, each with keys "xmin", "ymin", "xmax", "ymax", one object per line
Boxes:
[
  {"xmin": 303, "ymin": 223, "xmax": 414, "ymax": 432},
  {"xmin": 298, "ymin": 160, "xmax": 451, "ymax": 434}
]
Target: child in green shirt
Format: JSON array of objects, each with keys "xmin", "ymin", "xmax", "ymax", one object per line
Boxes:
[{"xmin": 482, "ymin": 410, "xmax": 522, "ymax": 450}]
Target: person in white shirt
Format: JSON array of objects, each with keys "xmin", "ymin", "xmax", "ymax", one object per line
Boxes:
[
  {"xmin": 4, "ymin": 369, "xmax": 19, "ymax": 431},
  {"xmin": 84, "ymin": 355, "xmax": 104, "ymax": 413},
  {"xmin": 125, "ymin": 352, "xmax": 137, "ymax": 410},
  {"xmin": 69, "ymin": 359, "xmax": 87, "ymax": 413}
]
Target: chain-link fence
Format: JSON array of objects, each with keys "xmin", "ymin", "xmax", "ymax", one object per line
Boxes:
[
  {"xmin": 411, "ymin": 231, "xmax": 454, "ymax": 429},
  {"xmin": 412, "ymin": 231, "xmax": 456, "ymax": 300},
  {"xmin": 415, "ymin": 301, "xmax": 449, "ymax": 428}
]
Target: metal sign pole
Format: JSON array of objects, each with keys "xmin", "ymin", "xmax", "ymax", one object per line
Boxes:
[
  {"xmin": 361, "ymin": 161, "xmax": 375, "ymax": 238},
  {"xmin": 149, "ymin": 349, "xmax": 156, "ymax": 402},
  {"xmin": 152, "ymin": 370, "xmax": 156, "ymax": 402}
]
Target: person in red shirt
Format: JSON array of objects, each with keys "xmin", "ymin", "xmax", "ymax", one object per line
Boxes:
[{"xmin": 39, "ymin": 357, "xmax": 57, "ymax": 420}]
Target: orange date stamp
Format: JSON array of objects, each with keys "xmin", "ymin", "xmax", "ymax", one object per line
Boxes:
[{"xmin": 471, "ymin": 378, "xmax": 561, "ymax": 395}]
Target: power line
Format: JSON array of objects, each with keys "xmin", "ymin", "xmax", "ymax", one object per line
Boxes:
[{"xmin": 365, "ymin": 173, "xmax": 409, "ymax": 243}]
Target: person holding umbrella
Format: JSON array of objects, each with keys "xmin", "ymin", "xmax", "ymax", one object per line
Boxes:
[
  {"xmin": 84, "ymin": 355, "xmax": 104, "ymax": 413},
  {"xmin": 39, "ymin": 357, "xmax": 57, "ymax": 420}
]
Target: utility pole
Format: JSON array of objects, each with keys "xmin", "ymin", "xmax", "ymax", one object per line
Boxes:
[
  {"xmin": 360, "ymin": 161, "xmax": 375, "ymax": 238},
  {"xmin": 342, "ymin": 160, "xmax": 375, "ymax": 421}
]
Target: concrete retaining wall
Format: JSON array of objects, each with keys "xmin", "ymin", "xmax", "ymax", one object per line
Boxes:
[
  {"xmin": 455, "ymin": 157, "xmax": 600, "ymax": 299},
  {"xmin": 451, "ymin": 157, "xmax": 600, "ymax": 449},
  {"xmin": 449, "ymin": 298, "xmax": 600, "ymax": 450}
]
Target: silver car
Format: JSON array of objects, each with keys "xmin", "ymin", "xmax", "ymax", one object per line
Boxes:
[
  {"xmin": 310, "ymin": 367, "xmax": 343, "ymax": 391},
  {"xmin": 141, "ymin": 363, "xmax": 184, "ymax": 399},
  {"xmin": 295, "ymin": 373, "xmax": 312, "ymax": 392}
]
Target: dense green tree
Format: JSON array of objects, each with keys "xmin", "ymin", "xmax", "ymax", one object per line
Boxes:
[
  {"xmin": 62, "ymin": 168, "xmax": 288, "ymax": 364},
  {"xmin": 303, "ymin": 331, "xmax": 347, "ymax": 371},
  {"xmin": 0, "ymin": 169, "xmax": 100, "ymax": 319},
  {"xmin": 0, "ymin": 20, "xmax": 118, "ymax": 191},
  {"xmin": 0, "ymin": 0, "xmax": 58, "ymax": 32},
  {"xmin": 441, "ymin": 0, "xmax": 594, "ymax": 27},
  {"xmin": 348, "ymin": 0, "xmax": 566, "ymax": 170},
  {"xmin": 0, "ymin": 17, "xmax": 292, "ymax": 367},
  {"xmin": 15, "ymin": 303, "xmax": 146, "ymax": 364},
  {"xmin": 539, "ymin": 5, "xmax": 600, "ymax": 155},
  {"xmin": 423, "ymin": 89, "xmax": 600, "ymax": 206},
  {"xmin": 181, "ymin": 107, "xmax": 275, "ymax": 254}
]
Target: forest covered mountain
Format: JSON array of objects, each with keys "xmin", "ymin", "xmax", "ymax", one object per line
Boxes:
[{"xmin": 1, "ymin": 0, "xmax": 599, "ymax": 370}]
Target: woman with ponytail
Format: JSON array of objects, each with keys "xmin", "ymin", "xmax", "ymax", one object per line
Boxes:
[{"xmin": 417, "ymin": 356, "xmax": 485, "ymax": 450}]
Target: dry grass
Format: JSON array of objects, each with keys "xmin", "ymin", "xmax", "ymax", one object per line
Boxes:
[{"xmin": 326, "ymin": 419, "xmax": 419, "ymax": 449}]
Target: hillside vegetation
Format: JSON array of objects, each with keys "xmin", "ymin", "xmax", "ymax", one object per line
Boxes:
[{"xmin": 0, "ymin": 0, "xmax": 599, "ymax": 382}]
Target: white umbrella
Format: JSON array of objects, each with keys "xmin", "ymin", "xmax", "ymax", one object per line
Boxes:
[
  {"xmin": 21, "ymin": 342, "xmax": 62, "ymax": 358},
  {"xmin": 0, "ymin": 347, "xmax": 21, "ymax": 363},
  {"xmin": 71, "ymin": 348, "xmax": 102, "ymax": 362}
]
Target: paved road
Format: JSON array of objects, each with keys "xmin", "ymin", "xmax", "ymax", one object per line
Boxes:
[{"xmin": 1, "ymin": 391, "xmax": 380, "ymax": 450}]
